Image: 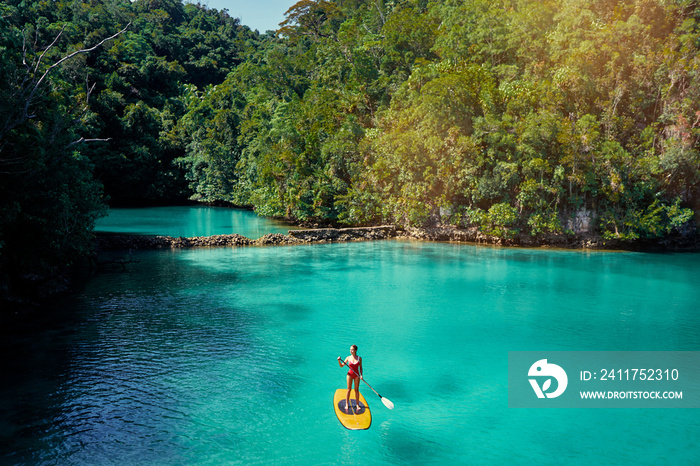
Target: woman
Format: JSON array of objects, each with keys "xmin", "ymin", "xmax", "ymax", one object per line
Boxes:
[{"xmin": 337, "ymin": 345, "xmax": 363, "ymax": 413}]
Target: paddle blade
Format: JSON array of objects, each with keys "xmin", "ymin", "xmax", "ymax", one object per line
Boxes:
[{"xmin": 381, "ymin": 396, "xmax": 395, "ymax": 410}]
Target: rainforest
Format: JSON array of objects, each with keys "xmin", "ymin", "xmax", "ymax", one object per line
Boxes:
[{"xmin": 1, "ymin": 0, "xmax": 699, "ymax": 308}]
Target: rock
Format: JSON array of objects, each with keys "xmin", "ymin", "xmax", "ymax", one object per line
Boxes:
[
  {"xmin": 288, "ymin": 225, "xmax": 396, "ymax": 242},
  {"xmin": 95, "ymin": 226, "xmax": 398, "ymax": 251},
  {"xmin": 256, "ymin": 233, "xmax": 294, "ymax": 245},
  {"xmin": 565, "ymin": 208, "xmax": 595, "ymax": 234}
]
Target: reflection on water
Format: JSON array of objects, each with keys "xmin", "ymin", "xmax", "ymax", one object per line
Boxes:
[
  {"xmin": 1, "ymin": 242, "xmax": 699, "ymax": 464},
  {"xmin": 94, "ymin": 206, "xmax": 293, "ymax": 239}
]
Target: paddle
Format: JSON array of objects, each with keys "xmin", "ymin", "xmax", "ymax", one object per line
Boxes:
[{"xmin": 339, "ymin": 357, "xmax": 395, "ymax": 410}]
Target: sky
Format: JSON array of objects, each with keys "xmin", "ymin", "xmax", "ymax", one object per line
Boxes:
[{"xmin": 189, "ymin": 0, "xmax": 299, "ymax": 32}]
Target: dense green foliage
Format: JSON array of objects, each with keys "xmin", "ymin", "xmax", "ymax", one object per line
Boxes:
[
  {"xmin": 174, "ymin": 0, "xmax": 699, "ymax": 241},
  {"xmin": 1, "ymin": 0, "xmax": 699, "ymax": 296}
]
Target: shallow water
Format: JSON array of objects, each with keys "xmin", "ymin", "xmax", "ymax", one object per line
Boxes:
[
  {"xmin": 2, "ymin": 240, "xmax": 699, "ymax": 464},
  {"xmin": 94, "ymin": 206, "xmax": 292, "ymax": 238}
]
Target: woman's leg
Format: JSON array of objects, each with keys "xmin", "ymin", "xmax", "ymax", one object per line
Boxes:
[
  {"xmin": 345, "ymin": 374, "xmax": 353, "ymax": 412},
  {"xmin": 353, "ymin": 377, "xmax": 360, "ymax": 408}
]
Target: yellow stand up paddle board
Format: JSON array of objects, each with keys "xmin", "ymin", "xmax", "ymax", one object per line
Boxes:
[{"xmin": 333, "ymin": 389, "xmax": 371, "ymax": 430}]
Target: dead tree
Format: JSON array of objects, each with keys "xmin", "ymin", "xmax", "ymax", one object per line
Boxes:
[{"xmin": 0, "ymin": 22, "xmax": 130, "ymax": 174}]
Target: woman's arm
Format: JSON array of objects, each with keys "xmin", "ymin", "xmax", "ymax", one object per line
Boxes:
[
  {"xmin": 359, "ymin": 357, "xmax": 363, "ymax": 378},
  {"xmin": 337, "ymin": 356, "xmax": 345, "ymax": 367}
]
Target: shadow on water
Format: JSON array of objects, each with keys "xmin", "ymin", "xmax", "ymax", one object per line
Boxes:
[
  {"xmin": 0, "ymin": 302, "xmax": 79, "ymax": 463},
  {"xmin": 0, "ymin": 249, "xmax": 274, "ymax": 464},
  {"xmin": 269, "ymin": 302, "xmax": 313, "ymax": 322},
  {"xmin": 379, "ymin": 423, "xmax": 446, "ymax": 464}
]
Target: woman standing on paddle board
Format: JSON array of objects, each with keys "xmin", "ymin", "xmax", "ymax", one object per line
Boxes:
[{"xmin": 337, "ymin": 345, "xmax": 363, "ymax": 413}]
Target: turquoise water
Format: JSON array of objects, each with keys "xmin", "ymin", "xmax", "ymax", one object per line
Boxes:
[
  {"xmin": 2, "ymin": 240, "xmax": 699, "ymax": 464},
  {"xmin": 94, "ymin": 206, "xmax": 293, "ymax": 238}
]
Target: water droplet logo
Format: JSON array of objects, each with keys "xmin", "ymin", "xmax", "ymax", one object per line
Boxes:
[{"xmin": 528, "ymin": 359, "xmax": 568, "ymax": 398}]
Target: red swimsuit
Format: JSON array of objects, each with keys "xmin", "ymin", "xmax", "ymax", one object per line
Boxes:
[{"xmin": 347, "ymin": 358, "xmax": 360, "ymax": 378}]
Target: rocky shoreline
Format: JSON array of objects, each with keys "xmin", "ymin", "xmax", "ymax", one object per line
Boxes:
[
  {"xmin": 95, "ymin": 225, "xmax": 399, "ymax": 250},
  {"xmin": 398, "ymin": 225, "xmax": 700, "ymax": 251},
  {"xmin": 95, "ymin": 223, "xmax": 700, "ymax": 252}
]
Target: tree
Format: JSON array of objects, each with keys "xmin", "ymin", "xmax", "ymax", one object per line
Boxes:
[
  {"xmin": 0, "ymin": 17, "xmax": 128, "ymax": 306},
  {"xmin": 278, "ymin": 0, "xmax": 344, "ymax": 40}
]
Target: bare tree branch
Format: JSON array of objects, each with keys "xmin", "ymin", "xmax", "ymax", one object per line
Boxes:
[
  {"xmin": 24, "ymin": 22, "xmax": 131, "ymax": 122},
  {"xmin": 1, "ymin": 23, "xmax": 130, "ymax": 146},
  {"xmin": 375, "ymin": 1, "xmax": 385, "ymax": 26},
  {"xmin": 84, "ymin": 77, "xmax": 97, "ymax": 112},
  {"xmin": 64, "ymin": 137, "xmax": 111, "ymax": 151},
  {"xmin": 1, "ymin": 22, "xmax": 131, "ymax": 177},
  {"xmin": 21, "ymin": 31, "xmax": 28, "ymax": 69},
  {"xmin": 34, "ymin": 24, "xmax": 67, "ymax": 74}
]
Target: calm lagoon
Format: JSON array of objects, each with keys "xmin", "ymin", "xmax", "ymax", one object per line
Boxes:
[{"xmin": 2, "ymin": 208, "xmax": 699, "ymax": 464}]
